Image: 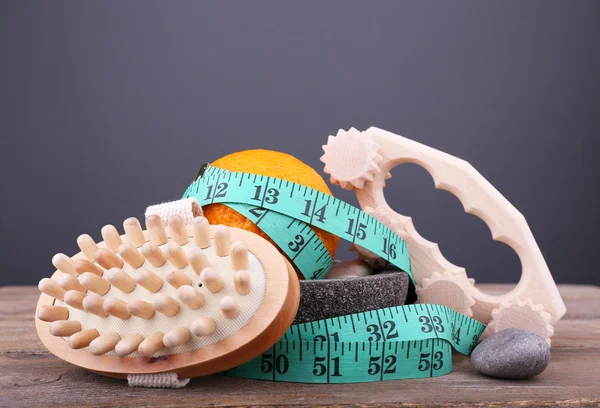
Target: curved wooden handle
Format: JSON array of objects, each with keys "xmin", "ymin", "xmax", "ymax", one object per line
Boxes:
[{"xmin": 355, "ymin": 127, "xmax": 565, "ymax": 323}]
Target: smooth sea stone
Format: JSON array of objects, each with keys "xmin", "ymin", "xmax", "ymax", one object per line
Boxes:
[
  {"xmin": 471, "ymin": 328, "xmax": 551, "ymax": 379},
  {"xmin": 325, "ymin": 259, "xmax": 373, "ymax": 279}
]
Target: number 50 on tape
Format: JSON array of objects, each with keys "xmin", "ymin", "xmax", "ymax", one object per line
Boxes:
[{"xmin": 225, "ymin": 304, "xmax": 485, "ymax": 383}]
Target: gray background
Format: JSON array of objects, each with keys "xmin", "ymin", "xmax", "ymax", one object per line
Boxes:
[{"xmin": 1, "ymin": 1, "xmax": 598, "ymax": 286}]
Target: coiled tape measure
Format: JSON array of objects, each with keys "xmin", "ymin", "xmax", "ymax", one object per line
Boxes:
[
  {"xmin": 183, "ymin": 165, "xmax": 485, "ymax": 382},
  {"xmin": 184, "ymin": 165, "xmax": 411, "ymax": 282},
  {"xmin": 226, "ymin": 304, "xmax": 484, "ymax": 382}
]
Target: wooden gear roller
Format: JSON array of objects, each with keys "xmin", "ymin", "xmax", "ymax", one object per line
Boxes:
[
  {"xmin": 320, "ymin": 127, "xmax": 565, "ymax": 343},
  {"xmin": 35, "ymin": 214, "xmax": 300, "ymax": 380}
]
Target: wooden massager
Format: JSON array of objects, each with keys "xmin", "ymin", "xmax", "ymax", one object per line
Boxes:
[
  {"xmin": 321, "ymin": 127, "xmax": 565, "ymax": 343},
  {"xmin": 36, "ymin": 215, "xmax": 300, "ymax": 379}
]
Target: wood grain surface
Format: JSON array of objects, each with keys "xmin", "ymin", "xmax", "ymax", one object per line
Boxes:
[{"xmin": 1, "ymin": 284, "xmax": 599, "ymax": 407}]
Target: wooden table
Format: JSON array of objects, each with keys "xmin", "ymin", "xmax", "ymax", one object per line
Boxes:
[{"xmin": 1, "ymin": 284, "xmax": 599, "ymax": 407}]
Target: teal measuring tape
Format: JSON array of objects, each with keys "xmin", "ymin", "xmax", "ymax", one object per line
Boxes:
[
  {"xmin": 183, "ymin": 165, "xmax": 412, "ymax": 282},
  {"xmin": 226, "ymin": 304, "xmax": 485, "ymax": 382},
  {"xmin": 182, "ymin": 164, "xmax": 485, "ymax": 382}
]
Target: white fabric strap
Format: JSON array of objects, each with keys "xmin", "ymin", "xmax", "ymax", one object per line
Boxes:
[
  {"xmin": 145, "ymin": 198, "xmax": 203, "ymax": 226},
  {"xmin": 127, "ymin": 373, "xmax": 190, "ymax": 388}
]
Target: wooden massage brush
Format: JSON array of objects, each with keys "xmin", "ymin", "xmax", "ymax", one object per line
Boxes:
[{"xmin": 35, "ymin": 214, "xmax": 300, "ymax": 380}]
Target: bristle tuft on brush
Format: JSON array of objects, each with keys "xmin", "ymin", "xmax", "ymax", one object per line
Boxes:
[
  {"xmin": 94, "ymin": 248, "xmax": 124, "ymax": 270},
  {"xmin": 138, "ymin": 332, "xmax": 164, "ymax": 357},
  {"xmin": 164, "ymin": 327, "xmax": 191, "ymax": 348},
  {"xmin": 231, "ymin": 242, "xmax": 249, "ymax": 271},
  {"xmin": 213, "ymin": 225, "xmax": 231, "ymax": 256},
  {"xmin": 115, "ymin": 333, "xmax": 144, "ymax": 356},
  {"xmin": 74, "ymin": 259, "xmax": 103, "ymax": 276},
  {"xmin": 166, "ymin": 241, "xmax": 188, "ymax": 269},
  {"xmin": 103, "ymin": 298, "xmax": 130, "ymax": 320},
  {"xmin": 64, "ymin": 290, "xmax": 86, "ymax": 310},
  {"xmin": 49, "ymin": 320, "xmax": 81, "ymax": 337},
  {"xmin": 134, "ymin": 268, "xmax": 163, "ymax": 292},
  {"xmin": 69, "ymin": 329, "xmax": 99, "ymax": 349},
  {"xmin": 127, "ymin": 299, "xmax": 155, "ymax": 319},
  {"xmin": 168, "ymin": 214, "xmax": 188, "ymax": 246},
  {"xmin": 141, "ymin": 242, "xmax": 167, "ymax": 267},
  {"xmin": 153, "ymin": 294, "xmax": 180, "ymax": 317},
  {"xmin": 199, "ymin": 268, "xmax": 224, "ymax": 293},
  {"xmin": 37, "ymin": 305, "xmax": 69, "ymax": 322},
  {"xmin": 123, "ymin": 217, "xmax": 145, "ymax": 248},
  {"xmin": 39, "ymin": 278, "xmax": 66, "ymax": 300},
  {"xmin": 77, "ymin": 234, "xmax": 99, "ymax": 262},
  {"xmin": 188, "ymin": 248, "xmax": 211, "ymax": 275},
  {"xmin": 118, "ymin": 243, "xmax": 145, "ymax": 269},
  {"xmin": 191, "ymin": 317, "xmax": 216, "ymax": 336},
  {"xmin": 177, "ymin": 286, "xmax": 204, "ymax": 309},
  {"xmin": 104, "ymin": 268, "xmax": 136, "ymax": 293},
  {"xmin": 166, "ymin": 270, "xmax": 192, "ymax": 289},
  {"xmin": 145, "ymin": 215, "xmax": 168, "ymax": 246},
  {"xmin": 82, "ymin": 293, "xmax": 109, "ymax": 317},
  {"xmin": 101, "ymin": 225, "xmax": 123, "ymax": 252},
  {"xmin": 89, "ymin": 332, "xmax": 120, "ymax": 355},
  {"xmin": 220, "ymin": 296, "xmax": 240, "ymax": 319},
  {"xmin": 52, "ymin": 254, "xmax": 76, "ymax": 276},
  {"xmin": 233, "ymin": 270, "xmax": 252, "ymax": 295},
  {"xmin": 79, "ymin": 272, "xmax": 111, "ymax": 295},
  {"xmin": 193, "ymin": 216, "xmax": 211, "ymax": 248},
  {"xmin": 58, "ymin": 273, "xmax": 86, "ymax": 293}
]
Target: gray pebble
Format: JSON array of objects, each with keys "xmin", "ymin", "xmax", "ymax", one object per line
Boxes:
[
  {"xmin": 471, "ymin": 328, "xmax": 550, "ymax": 379},
  {"xmin": 325, "ymin": 259, "xmax": 373, "ymax": 279}
]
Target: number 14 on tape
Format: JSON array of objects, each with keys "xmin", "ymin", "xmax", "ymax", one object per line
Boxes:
[{"xmin": 184, "ymin": 166, "xmax": 412, "ymax": 280}]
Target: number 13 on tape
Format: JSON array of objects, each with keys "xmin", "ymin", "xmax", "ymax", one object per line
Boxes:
[{"xmin": 183, "ymin": 166, "xmax": 413, "ymax": 282}]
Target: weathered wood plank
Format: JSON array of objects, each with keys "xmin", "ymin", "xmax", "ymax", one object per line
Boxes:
[
  {"xmin": 0, "ymin": 285, "xmax": 598, "ymax": 407},
  {"xmin": 0, "ymin": 350, "xmax": 598, "ymax": 407}
]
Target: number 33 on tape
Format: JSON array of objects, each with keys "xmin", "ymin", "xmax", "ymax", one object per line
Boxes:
[
  {"xmin": 184, "ymin": 165, "xmax": 484, "ymax": 383},
  {"xmin": 224, "ymin": 304, "xmax": 485, "ymax": 383}
]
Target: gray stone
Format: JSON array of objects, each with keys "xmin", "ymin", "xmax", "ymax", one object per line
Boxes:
[
  {"xmin": 325, "ymin": 259, "xmax": 373, "ymax": 279},
  {"xmin": 471, "ymin": 328, "xmax": 550, "ymax": 379}
]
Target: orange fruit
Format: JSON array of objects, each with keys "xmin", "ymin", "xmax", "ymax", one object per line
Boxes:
[{"xmin": 203, "ymin": 150, "xmax": 339, "ymax": 277}]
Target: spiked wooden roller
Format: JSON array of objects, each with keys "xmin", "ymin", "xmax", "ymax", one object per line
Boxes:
[
  {"xmin": 35, "ymin": 215, "xmax": 300, "ymax": 379},
  {"xmin": 321, "ymin": 127, "xmax": 565, "ymax": 343}
]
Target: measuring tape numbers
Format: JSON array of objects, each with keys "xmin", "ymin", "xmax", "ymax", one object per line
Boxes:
[
  {"xmin": 225, "ymin": 304, "xmax": 485, "ymax": 382},
  {"xmin": 183, "ymin": 165, "xmax": 412, "ymax": 282},
  {"xmin": 182, "ymin": 164, "xmax": 485, "ymax": 383}
]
